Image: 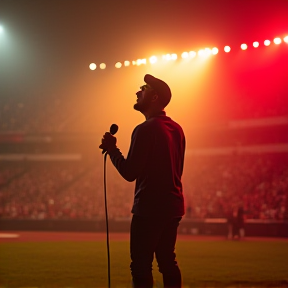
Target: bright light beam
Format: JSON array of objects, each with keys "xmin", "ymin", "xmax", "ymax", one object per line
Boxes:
[
  {"xmin": 198, "ymin": 49, "xmax": 205, "ymax": 56},
  {"xmin": 149, "ymin": 56, "xmax": 158, "ymax": 64},
  {"xmin": 212, "ymin": 47, "xmax": 219, "ymax": 55},
  {"xmin": 171, "ymin": 53, "xmax": 177, "ymax": 60},
  {"xmin": 204, "ymin": 48, "xmax": 212, "ymax": 56},
  {"xmin": 264, "ymin": 40, "xmax": 271, "ymax": 46},
  {"xmin": 89, "ymin": 63, "xmax": 96, "ymax": 70},
  {"xmin": 224, "ymin": 46, "xmax": 231, "ymax": 53},
  {"xmin": 241, "ymin": 43, "xmax": 248, "ymax": 50},
  {"xmin": 100, "ymin": 63, "xmax": 106, "ymax": 69},
  {"xmin": 189, "ymin": 51, "xmax": 196, "ymax": 58},
  {"xmin": 164, "ymin": 54, "xmax": 172, "ymax": 61},
  {"xmin": 0, "ymin": 26, "xmax": 3, "ymax": 33},
  {"xmin": 284, "ymin": 36, "xmax": 288, "ymax": 43},
  {"xmin": 181, "ymin": 52, "xmax": 189, "ymax": 59},
  {"xmin": 253, "ymin": 41, "xmax": 259, "ymax": 48},
  {"xmin": 274, "ymin": 37, "xmax": 282, "ymax": 45}
]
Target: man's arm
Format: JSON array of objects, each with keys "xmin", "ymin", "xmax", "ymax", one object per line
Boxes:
[{"xmin": 108, "ymin": 125, "xmax": 153, "ymax": 182}]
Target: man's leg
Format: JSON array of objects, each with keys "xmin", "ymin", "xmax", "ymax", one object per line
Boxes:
[
  {"xmin": 130, "ymin": 215, "xmax": 161, "ymax": 288},
  {"xmin": 155, "ymin": 217, "xmax": 182, "ymax": 288}
]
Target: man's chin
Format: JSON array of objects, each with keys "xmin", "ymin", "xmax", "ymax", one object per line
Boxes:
[{"xmin": 133, "ymin": 103, "xmax": 142, "ymax": 111}]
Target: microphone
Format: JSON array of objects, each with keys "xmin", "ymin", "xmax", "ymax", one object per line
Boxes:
[
  {"xmin": 109, "ymin": 124, "xmax": 118, "ymax": 135},
  {"xmin": 102, "ymin": 124, "xmax": 118, "ymax": 154}
]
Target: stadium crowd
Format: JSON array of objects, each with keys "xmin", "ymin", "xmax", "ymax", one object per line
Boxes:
[
  {"xmin": 183, "ymin": 153, "xmax": 288, "ymax": 220},
  {"xmin": 1, "ymin": 153, "xmax": 287, "ymax": 220}
]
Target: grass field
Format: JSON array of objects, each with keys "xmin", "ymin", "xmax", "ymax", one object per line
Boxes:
[{"xmin": 0, "ymin": 239, "xmax": 288, "ymax": 288}]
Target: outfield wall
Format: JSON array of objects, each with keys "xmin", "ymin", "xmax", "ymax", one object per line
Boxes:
[{"xmin": 0, "ymin": 219, "xmax": 287, "ymax": 237}]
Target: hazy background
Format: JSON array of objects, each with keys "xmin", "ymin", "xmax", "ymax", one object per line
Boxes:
[{"xmin": 0, "ymin": 0, "xmax": 288, "ymax": 154}]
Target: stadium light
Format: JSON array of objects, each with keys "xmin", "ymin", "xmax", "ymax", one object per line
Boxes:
[
  {"xmin": 100, "ymin": 63, "xmax": 106, "ymax": 69},
  {"xmin": 253, "ymin": 41, "xmax": 259, "ymax": 48},
  {"xmin": 149, "ymin": 56, "xmax": 158, "ymax": 64},
  {"xmin": 241, "ymin": 44, "xmax": 248, "ymax": 50},
  {"xmin": 163, "ymin": 54, "xmax": 172, "ymax": 61},
  {"xmin": 224, "ymin": 46, "xmax": 231, "ymax": 53},
  {"xmin": 211, "ymin": 47, "xmax": 219, "ymax": 55},
  {"xmin": 189, "ymin": 51, "xmax": 196, "ymax": 58},
  {"xmin": 181, "ymin": 52, "xmax": 189, "ymax": 59},
  {"xmin": 198, "ymin": 49, "xmax": 205, "ymax": 56},
  {"xmin": 204, "ymin": 48, "xmax": 212, "ymax": 56},
  {"xmin": 89, "ymin": 63, "xmax": 96, "ymax": 70},
  {"xmin": 136, "ymin": 59, "xmax": 146, "ymax": 66},
  {"xmin": 88, "ymin": 34, "xmax": 288, "ymax": 71},
  {"xmin": 124, "ymin": 61, "xmax": 130, "ymax": 67},
  {"xmin": 264, "ymin": 40, "xmax": 271, "ymax": 46},
  {"xmin": 171, "ymin": 53, "xmax": 177, "ymax": 60},
  {"xmin": 273, "ymin": 37, "xmax": 282, "ymax": 45}
]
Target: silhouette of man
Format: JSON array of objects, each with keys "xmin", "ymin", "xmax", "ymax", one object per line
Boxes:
[{"xmin": 100, "ymin": 74, "xmax": 185, "ymax": 288}]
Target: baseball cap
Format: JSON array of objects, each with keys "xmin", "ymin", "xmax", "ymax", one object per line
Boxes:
[{"xmin": 144, "ymin": 74, "xmax": 171, "ymax": 108}]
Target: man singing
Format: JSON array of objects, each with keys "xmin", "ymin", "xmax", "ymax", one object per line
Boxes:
[{"xmin": 99, "ymin": 74, "xmax": 185, "ymax": 288}]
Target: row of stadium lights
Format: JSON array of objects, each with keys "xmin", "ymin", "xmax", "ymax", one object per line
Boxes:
[{"xmin": 89, "ymin": 36, "xmax": 288, "ymax": 70}]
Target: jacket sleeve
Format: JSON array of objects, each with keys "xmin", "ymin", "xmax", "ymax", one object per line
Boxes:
[{"xmin": 108, "ymin": 124, "xmax": 153, "ymax": 182}]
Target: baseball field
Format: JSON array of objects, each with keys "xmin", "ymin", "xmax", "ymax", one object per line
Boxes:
[{"xmin": 0, "ymin": 232, "xmax": 287, "ymax": 288}]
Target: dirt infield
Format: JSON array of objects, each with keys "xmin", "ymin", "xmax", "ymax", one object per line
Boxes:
[{"xmin": 0, "ymin": 231, "xmax": 287, "ymax": 243}]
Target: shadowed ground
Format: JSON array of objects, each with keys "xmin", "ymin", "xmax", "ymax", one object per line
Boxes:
[{"xmin": 0, "ymin": 231, "xmax": 287, "ymax": 288}]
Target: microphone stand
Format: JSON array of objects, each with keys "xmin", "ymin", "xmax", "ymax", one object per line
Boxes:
[
  {"xmin": 101, "ymin": 124, "xmax": 118, "ymax": 288},
  {"xmin": 103, "ymin": 151, "xmax": 111, "ymax": 288}
]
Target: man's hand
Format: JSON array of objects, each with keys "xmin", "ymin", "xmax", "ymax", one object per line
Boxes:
[{"xmin": 99, "ymin": 132, "xmax": 117, "ymax": 154}]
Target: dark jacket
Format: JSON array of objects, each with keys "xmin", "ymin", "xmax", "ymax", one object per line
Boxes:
[{"xmin": 109, "ymin": 111, "xmax": 185, "ymax": 217}]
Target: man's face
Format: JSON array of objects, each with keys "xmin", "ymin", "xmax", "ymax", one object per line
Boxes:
[{"xmin": 134, "ymin": 85, "xmax": 156, "ymax": 112}]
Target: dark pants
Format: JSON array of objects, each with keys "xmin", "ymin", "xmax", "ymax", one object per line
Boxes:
[{"xmin": 130, "ymin": 215, "xmax": 182, "ymax": 288}]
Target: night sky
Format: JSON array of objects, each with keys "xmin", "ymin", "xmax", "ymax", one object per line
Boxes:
[{"xmin": 0, "ymin": 0, "xmax": 288, "ymax": 147}]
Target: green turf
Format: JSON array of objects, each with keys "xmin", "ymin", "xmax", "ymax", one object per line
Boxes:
[{"xmin": 0, "ymin": 240, "xmax": 288, "ymax": 288}]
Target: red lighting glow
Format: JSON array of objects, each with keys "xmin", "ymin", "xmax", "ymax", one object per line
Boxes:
[
  {"xmin": 253, "ymin": 41, "xmax": 259, "ymax": 48},
  {"xmin": 224, "ymin": 46, "xmax": 231, "ymax": 53}
]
